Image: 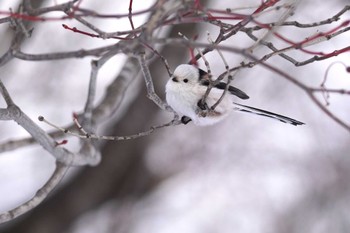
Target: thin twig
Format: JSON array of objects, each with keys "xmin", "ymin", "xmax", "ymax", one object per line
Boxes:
[
  {"xmin": 178, "ymin": 32, "xmax": 213, "ymax": 114},
  {"xmin": 0, "ymin": 79, "xmax": 15, "ymax": 105},
  {"xmin": 128, "ymin": 0, "xmax": 135, "ymax": 30},
  {"xmin": 207, "ymin": 32, "xmax": 232, "ymax": 111},
  {"xmin": 39, "ymin": 115, "xmax": 181, "ymax": 141},
  {"xmin": 137, "ymin": 53, "xmax": 172, "ymax": 112}
]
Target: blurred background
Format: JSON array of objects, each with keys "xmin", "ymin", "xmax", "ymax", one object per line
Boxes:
[{"xmin": 0, "ymin": 0, "xmax": 350, "ymax": 232}]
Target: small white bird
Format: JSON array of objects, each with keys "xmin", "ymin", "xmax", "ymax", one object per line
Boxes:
[{"xmin": 165, "ymin": 64, "xmax": 304, "ymax": 126}]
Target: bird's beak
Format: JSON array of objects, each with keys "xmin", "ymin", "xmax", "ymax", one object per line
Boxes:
[{"xmin": 172, "ymin": 77, "xmax": 179, "ymax": 82}]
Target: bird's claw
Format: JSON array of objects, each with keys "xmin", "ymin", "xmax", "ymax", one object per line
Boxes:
[
  {"xmin": 197, "ymin": 100, "xmax": 209, "ymax": 110},
  {"xmin": 181, "ymin": 116, "xmax": 192, "ymax": 125}
]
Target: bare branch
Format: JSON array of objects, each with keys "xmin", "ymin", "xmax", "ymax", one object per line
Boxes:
[
  {"xmin": 138, "ymin": 53, "xmax": 174, "ymax": 112},
  {"xmin": 39, "ymin": 115, "xmax": 181, "ymax": 141},
  {"xmin": 0, "ymin": 79, "xmax": 15, "ymax": 105},
  {"xmin": 1, "ymin": 1, "xmax": 349, "ymax": 225},
  {"xmin": 11, "ymin": 43, "xmax": 122, "ymax": 61},
  {"xmin": 0, "ymin": 162, "xmax": 69, "ymax": 223}
]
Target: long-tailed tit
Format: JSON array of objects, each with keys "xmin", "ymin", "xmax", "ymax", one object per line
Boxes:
[{"xmin": 165, "ymin": 64, "xmax": 304, "ymax": 126}]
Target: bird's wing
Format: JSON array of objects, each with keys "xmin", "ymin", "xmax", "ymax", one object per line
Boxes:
[
  {"xmin": 214, "ymin": 82, "xmax": 250, "ymax": 100},
  {"xmin": 198, "ymin": 68, "xmax": 249, "ymax": 100},
  {"xmin": 233, "ymin": 102, "xmax": 305, "ymax": 126}
]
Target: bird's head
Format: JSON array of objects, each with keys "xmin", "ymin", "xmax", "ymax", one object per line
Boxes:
[{"xmin": 170, "ymin": 64, "xmax": 199, "ymax": 86}]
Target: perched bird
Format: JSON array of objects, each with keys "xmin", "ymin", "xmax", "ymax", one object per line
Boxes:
[{"xmin": 165, "ymin": 64, "xmax": 304, "ymax": 126}]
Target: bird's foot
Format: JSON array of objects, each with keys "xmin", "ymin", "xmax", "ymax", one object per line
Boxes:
[
  {"xmin": 197, "ymin": 100, "xmax": 209, "ymax": 110},
  {"xmin": 181, "ymin": 116, "xmax": 192, "ymax": 125},
  {"xmin": 197, "ymin": 100, "xmax": 210, "ymax": 117}
]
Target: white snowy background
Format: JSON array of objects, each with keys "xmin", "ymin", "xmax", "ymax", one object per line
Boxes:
[{"xmin": 0, "ymin": 0, "xmax": 350, "ymax": 232}]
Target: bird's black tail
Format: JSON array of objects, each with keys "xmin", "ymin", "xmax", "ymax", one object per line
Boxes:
[{"xmin": 233, "ymin": 103, "xmax": 304, "ymax": 126}]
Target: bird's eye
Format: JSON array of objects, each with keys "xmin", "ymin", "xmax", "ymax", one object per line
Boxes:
[{"xmin": 183, "ymin": 79, "xmax": 188, "ymax": 83}]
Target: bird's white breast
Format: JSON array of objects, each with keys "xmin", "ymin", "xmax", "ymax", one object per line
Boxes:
[
  {"xmin": 166, "ymin": 80, "xmax": 198, "ymax": 120},
  {"xmin": 166, "ymin": 79, "xmax": 235, "ymax": 125}
]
